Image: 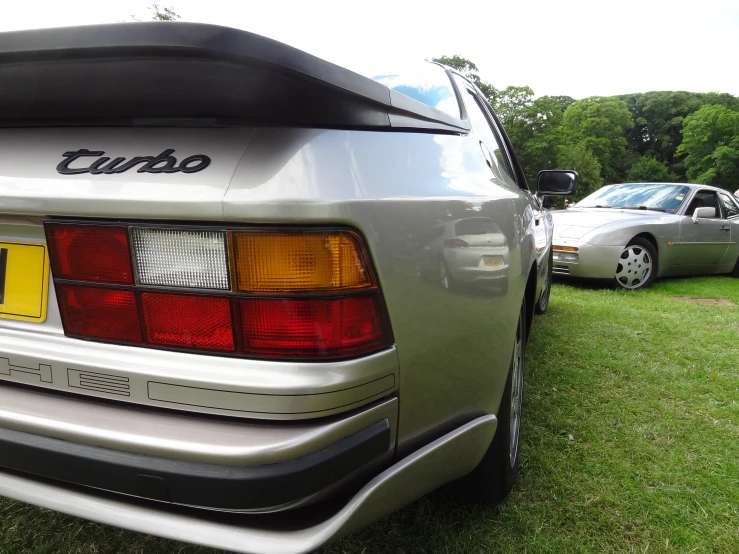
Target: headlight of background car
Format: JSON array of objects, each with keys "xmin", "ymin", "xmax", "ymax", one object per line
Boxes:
[{"xmin": 553, "ymin": 246, "xmax": 579, "ymax": 264}]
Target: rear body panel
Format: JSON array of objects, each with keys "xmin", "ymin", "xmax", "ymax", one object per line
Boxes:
[{"xmin": 0, "ymin": 126, "xmax": 531, "ymax": 446}]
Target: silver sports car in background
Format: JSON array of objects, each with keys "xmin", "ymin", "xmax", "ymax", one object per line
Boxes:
[
  {"xmin": 552, "ymin": 183, "xmax": 739, "ymax": 289},
  {"xmin": 0, "ymin": 22, "xmax": 576, "ymax": 554}
]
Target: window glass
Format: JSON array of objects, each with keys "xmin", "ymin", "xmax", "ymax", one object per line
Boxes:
[
  {"xmin": 577, "ymin": 184, "xmax": 690, "ymax": 213},
  {"xmin": 455, "ymin": 218, "xmax": 501, "ymax": 236},
  {"xmin": 687, "ymin": 191, "xmax": 722, "ymax": 218},
  {"xmin": 372, "ymin": 63, "xmax": 460, "ymax": 118},
  {"xmin": 453, "ymin": 76, "xmax": 517, "ymax": 186},
  {"xmin": 719, "ymin": 192, "xmax": 739, "ymax": 218}
]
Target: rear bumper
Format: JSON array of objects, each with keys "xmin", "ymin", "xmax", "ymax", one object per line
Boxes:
[
  {"xmin": 0, "ymin": 421, "xmax": 390, "ymax": 512},
  {"xmin": 0, "ymin": 383, "xmax": 398, "ymax": 511},
  {"xmin": 0, "ymin": 414, "xmax": 496, "ymax": 554}
]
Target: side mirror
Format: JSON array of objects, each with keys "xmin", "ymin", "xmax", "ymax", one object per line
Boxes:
[
  {"xmin": 692, "ymin": 206, "xmax": 716, "ymax": 223},
  {"xmin": 537, "ymin": 170, "xmax": 579, "ymax": 196}
]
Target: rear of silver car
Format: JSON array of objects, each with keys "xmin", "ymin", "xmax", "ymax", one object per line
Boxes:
[{"xmin": 0, "ymin": 22, "xmax": 551, "ymax": 553}]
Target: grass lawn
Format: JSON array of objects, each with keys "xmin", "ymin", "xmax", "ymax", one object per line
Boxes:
[{"xmin": 2, "ymin": 277, "xmax": 738, "ymax": 553}]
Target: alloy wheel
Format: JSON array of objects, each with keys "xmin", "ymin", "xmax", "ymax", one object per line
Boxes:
[{"xmin": 615, "ymin": 245, "xmax": 652, "ymax": 289}]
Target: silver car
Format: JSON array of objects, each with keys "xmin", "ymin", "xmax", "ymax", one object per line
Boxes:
[
  {"xmin": 552, "ymin": 183, "xmax": 739, "ymax": 289},
  {"xmin": 0, "ymin": 22, "xmax": 575, "ymax": 554}
]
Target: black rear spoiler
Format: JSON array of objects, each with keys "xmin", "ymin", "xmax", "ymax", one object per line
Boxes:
[{"xmin": 0, "ymin": 22, "xmax": 469, "ymax": 133}]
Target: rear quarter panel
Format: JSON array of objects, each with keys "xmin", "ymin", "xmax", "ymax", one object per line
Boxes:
[{"xmin": 225, "ymin": 128, "xmax": 534, "ymax": 454}]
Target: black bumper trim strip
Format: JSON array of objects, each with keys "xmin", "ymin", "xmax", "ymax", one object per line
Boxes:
[{"xmin": 0, "ymin": 419, "xmax": 390, "ymax": 511}]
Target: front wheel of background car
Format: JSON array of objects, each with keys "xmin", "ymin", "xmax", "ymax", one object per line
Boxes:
[
  {"xmin": 731, "ymin": 256, "xmax": 739, "ymax": 277},
  {"xmin": 614, "ymin": 237, "xmax": 658, "ymax": 290},
  {"xmin": 534, "ymin": 249, "xmax": 553, "ymax": 314},
  {"xmin": 460, "ymin": 297, "xmax": 525, "ymax": 504}
]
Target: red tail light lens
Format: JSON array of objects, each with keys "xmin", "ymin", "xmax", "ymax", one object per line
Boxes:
[
  {"xmin": 239, "ymin": 294, "xmax": 388, "ymax": 357},
  {"xmin": 444, "ymin": 239, "xmax": 469, "ymax": 248},
  {"xmin": 46, "ymin": 223, "xmax": 133, "ymax": 284},
  {"xmin": 57, "ymin": 284, "xmax": 142, "ymax": 342},
  {"xmin": 142, "ymin": 292, "xmax": 235, "ymax": 351}
]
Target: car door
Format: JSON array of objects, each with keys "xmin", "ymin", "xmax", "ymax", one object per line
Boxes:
[
  {"xmin": 717, "ymin": 191, "xmax": 739, "ymax": 268},
  {"xmin": 676, "ymin": 189, "xmax": 730, "ymax": 270}
]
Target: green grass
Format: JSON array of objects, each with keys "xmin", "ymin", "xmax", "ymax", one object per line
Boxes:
[{"xmin": 2, "ymin": 277, "xmax": 739, "ymax": 553}]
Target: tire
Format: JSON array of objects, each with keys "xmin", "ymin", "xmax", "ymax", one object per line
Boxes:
[
  {"xmin": 614, "ymin": 237, "xmax": 658, "ymax": 290},
  {"xmin": 534, "ymin": 249, "xmax": 553, "ymax": 314},
  {"xmin": 439, "ymin": 260, "xmax": 455, "ymax": 290},
  {"xmin": 460, "ymin": 298, "xmax": 526, "ymax": 503},
  {"xmin": 731, "ymin": 256, "xmax": 739, "ymax": 277}
]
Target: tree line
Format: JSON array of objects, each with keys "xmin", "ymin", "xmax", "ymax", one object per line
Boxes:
[{"xmin": 434, "ymin": 56, "xmax": 739, "ymax": 200}]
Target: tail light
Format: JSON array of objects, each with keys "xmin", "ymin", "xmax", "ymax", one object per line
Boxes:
[
  {"xmin": 444, "ymin": 239, "xmax": 469, "ymax": 248},
  {"xmin": 45, "ymin": 222, "xmax": 392, "ymax": 360}
]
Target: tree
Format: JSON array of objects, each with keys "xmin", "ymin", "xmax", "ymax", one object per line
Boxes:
[
  {"xmin": 493, "ymin": 86, "xmax": 535, "ymax": 124},
  {"xmin": 150, "ymin": 3, "xmax": 181, "ymax": 20},
  {"xmin": 677, "ymin": 104, "xmax": 739, "ymax": 190},
  {"xmin": 619, "ymin": 91, "xmax": 739, "ymax": 180},
  {"xmin": 561, "ymin": 97, "xmax": 634, "ymax": 183},
  {"xmin": 131, "ymin": 3, "xmax": 181, "ymax": 21},
  {"xmin": 557, "ymin": 143, "xmax": 603, "ymax": 200},
  {"xmin": 626, "ymin": 156, "xmax": 673, "ymax": 183},
  {"xmin": 431, "ymin": 55, "xmax": 497, "ymax": 104},
  {"xmin": 493, "ymin": 92, "xmax": 574, "ymax": 184}
]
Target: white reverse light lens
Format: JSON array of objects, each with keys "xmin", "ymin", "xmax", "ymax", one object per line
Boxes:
[{"xmin": 132, "ymin": 228, "xmax": 229, "ymax": 290}]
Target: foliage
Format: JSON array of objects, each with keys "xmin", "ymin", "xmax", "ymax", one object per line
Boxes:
[
  {"xmin": 150, "ymin": 3, "xmax": 181, "ymax": 20},
  {"xmin": 625, "ymin": 156, "xmax": 673, "ymax": 183},
  {"xmin": 131, "ymin": 3, "xmax": 181, "ymax": 21},
  {"xmin": 560, "ymin": 97, "xmax": 634, "ymax": 184},
  {"xmin": 618, "ymin": 91, "xmax": 739, "ymax": 180},
  {"xmin": 431, "ymin": 55, "xmax": 497, "ymax": 104},
  {"xmin": 432, "ymin": 55, "xmax": 738, "ymax": 196},
  {"xmin": 676, "ymin": 104, "xmax": 739, "ymax": 190},
  {"xmin": 556, "ymin": 142, "xmax": 603, "ymax": 198},
  {"xmin": 500, "ymin": 94, "xmax": 574, "ymax": 185}
]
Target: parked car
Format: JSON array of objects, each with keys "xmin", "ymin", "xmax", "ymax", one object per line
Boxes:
[
  {"xmin": 0, "ymin": 22, "xmax": 575, "ymax": 554},
  {"xmin": 551, "ymin": 182, "xmax": 739, "ymax": 289}
]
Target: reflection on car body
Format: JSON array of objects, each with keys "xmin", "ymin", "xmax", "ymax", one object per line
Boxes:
[{"xmin": 417, "ymin": 217, "xmax": 510, "ymax": 292}]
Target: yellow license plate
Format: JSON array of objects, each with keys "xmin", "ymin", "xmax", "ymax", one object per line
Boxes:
[
  {"xmin": 483, "ymin": 256, "xmax": 504, "ymax": 267},
  {"xmin": 0, "ymin": 242, "xmax": 50, "ymax": 323}
]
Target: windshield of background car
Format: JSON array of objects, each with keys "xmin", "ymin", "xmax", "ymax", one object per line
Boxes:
[
  {"xmin": 455, "ymin": 218, "xmax": 502, "ymax": 236},
  {"xmin": 576, "ymin": 184, "xmax": 691, "ymax": 213},
  {"xmin": 372, "ymin": 63, "xmax": 460, "ymax": 118}
]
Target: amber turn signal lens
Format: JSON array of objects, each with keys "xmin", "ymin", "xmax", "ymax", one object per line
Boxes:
[
  {"xmin": 231, "ymin": 231, "xmax": 375, "ymax": 293},
  {"xmin": 553, "ymin": 245, "xmax": 579, "ymax": 252}
]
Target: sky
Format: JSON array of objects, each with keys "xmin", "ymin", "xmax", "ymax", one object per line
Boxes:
[{"xmin": 1, "ymin": 0, "xmax": 737, "ymax": 99}]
